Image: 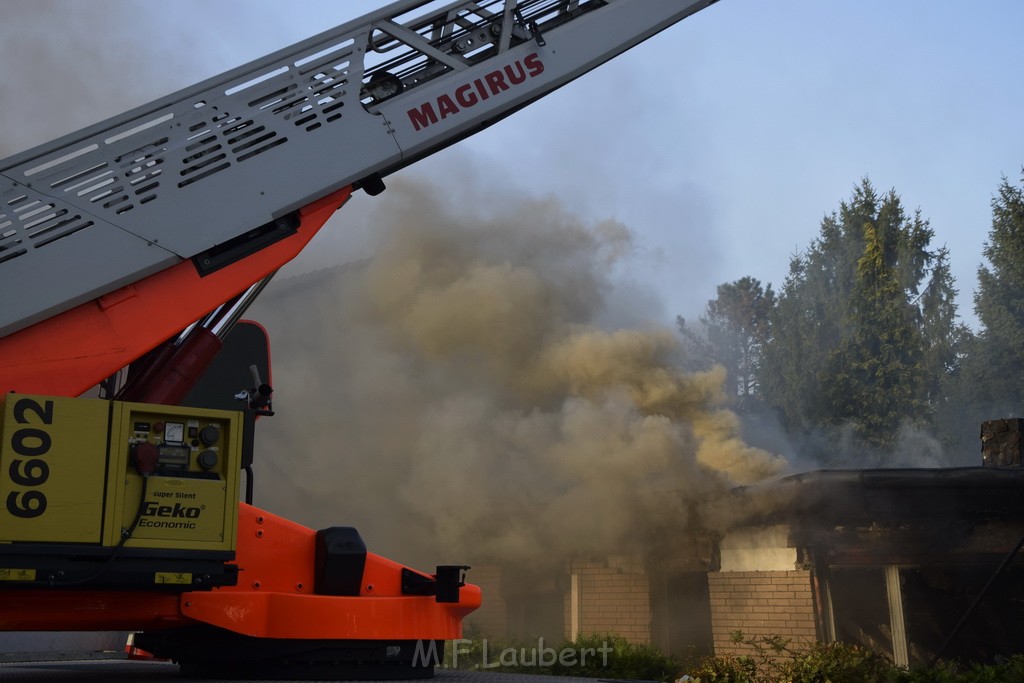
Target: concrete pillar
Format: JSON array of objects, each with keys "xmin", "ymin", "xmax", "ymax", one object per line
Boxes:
[
  {"xmin": 569, "ymin": 573, "xmax": 580, "ymax": 641},
  {"xmin": 884, "ymin": 565, "xmax": 908, "ymax": 667}
]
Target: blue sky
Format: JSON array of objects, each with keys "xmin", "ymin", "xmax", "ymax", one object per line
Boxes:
[{"xmin": 4, "ymin": 0, "xmax": 1022, "ymax": 329}]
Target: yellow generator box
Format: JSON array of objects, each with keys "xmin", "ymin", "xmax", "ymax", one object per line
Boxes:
[
  {"xmin": 0, "ymin": 394, "xmax": 241, "ymax": 556},
  {"xmin": 0, "ymin": 395, "xmax": 109, "ymax": 543},
  {"xmin": 104, "ymin": 401, "xmax": 242, "ymax": 554}
]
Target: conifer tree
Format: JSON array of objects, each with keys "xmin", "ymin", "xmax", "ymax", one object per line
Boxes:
[
  {"xmin": 678, "ymin": 277, "xmax": 775, "ymax": 408},
  {"xmin": 760, "ymin": 178, "xmax": 960, "ymax": 456},
  {"xmin": 967, "ymin": 172, "xmax": 1024, "ymax": 413}
]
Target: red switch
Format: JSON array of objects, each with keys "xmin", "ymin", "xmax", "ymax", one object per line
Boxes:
[{"xmin": 134, "ymin": 442, "xmax": 159, "ymax": 475}]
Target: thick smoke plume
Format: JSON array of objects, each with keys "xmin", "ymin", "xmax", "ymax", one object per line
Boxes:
[{"xmin": 251, "ymin": 178, "xmax": 785, "ymax": 568}]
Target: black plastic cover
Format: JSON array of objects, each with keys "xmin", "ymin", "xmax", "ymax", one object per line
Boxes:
[
  {"xmin": 314, "ymin": 526, "xmax": 367, "ymax": 596},
  {"xmin": 435, "ymin": 565, "xmax": 469, "ymax": 604}
]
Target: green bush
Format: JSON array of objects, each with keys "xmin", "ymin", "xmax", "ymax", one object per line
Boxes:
[
  {"xmin": 683, "ymin": 631, "xmax": 1024, "ymax": 683},
  {"xmin": 782, "ymin": 641, "xmax": 895, "ymax": 682},
  {"xmin": 686, "ymin": 654, "xmax": 758, "ymax": 682},
  {"xmin": 448, "ymin": 630, "xmax": 1024, "ymax": 682},
  {"xmin": 890, "ymin": 654, "xmax": 1024, "ymax": 683},
  {"xmin": 550, "ymin": 634, "xmax": 682, "ymax": 681}
]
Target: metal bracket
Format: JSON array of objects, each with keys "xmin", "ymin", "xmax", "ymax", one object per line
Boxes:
[{"xmin": 514, "ymin": 8, "xmax": 546, "ymax": 46}]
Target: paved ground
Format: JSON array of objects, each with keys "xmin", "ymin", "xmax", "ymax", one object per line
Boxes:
[{"xmin": 0, "ymin": 660, "xmax": 628, "ymax": 682}]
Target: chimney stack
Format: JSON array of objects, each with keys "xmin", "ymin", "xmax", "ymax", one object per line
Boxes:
[{"xmin": 981, "ymin": 419, "xmax": 1024, "ymax": 466}]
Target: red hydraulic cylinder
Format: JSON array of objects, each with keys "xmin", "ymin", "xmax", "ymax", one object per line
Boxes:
[{"xmin": 118, "ymin": 327, "xmax": 222, "ymax": 405}]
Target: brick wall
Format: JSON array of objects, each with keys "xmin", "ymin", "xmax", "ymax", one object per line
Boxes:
[
  {"xmin": 564, "ymin": 557, "xmax": 650, "ymax": 644},
  {"xmin": 707, "ymin": 570, "xmax": 818, "ymax": 656},
  {"xmin": 465, "ymin": 565, "xmax": 507, "ymax": 639}
]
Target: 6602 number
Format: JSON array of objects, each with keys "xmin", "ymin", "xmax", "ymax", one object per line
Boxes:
[{"xmin": 6, "ymin": 398, "xmax": 53, "ymax": 518}]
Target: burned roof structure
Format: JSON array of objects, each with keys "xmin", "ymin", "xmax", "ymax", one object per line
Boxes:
[{"xmin": 719, "ymin": 467, "xmax": 1024, "ymax": 666}]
